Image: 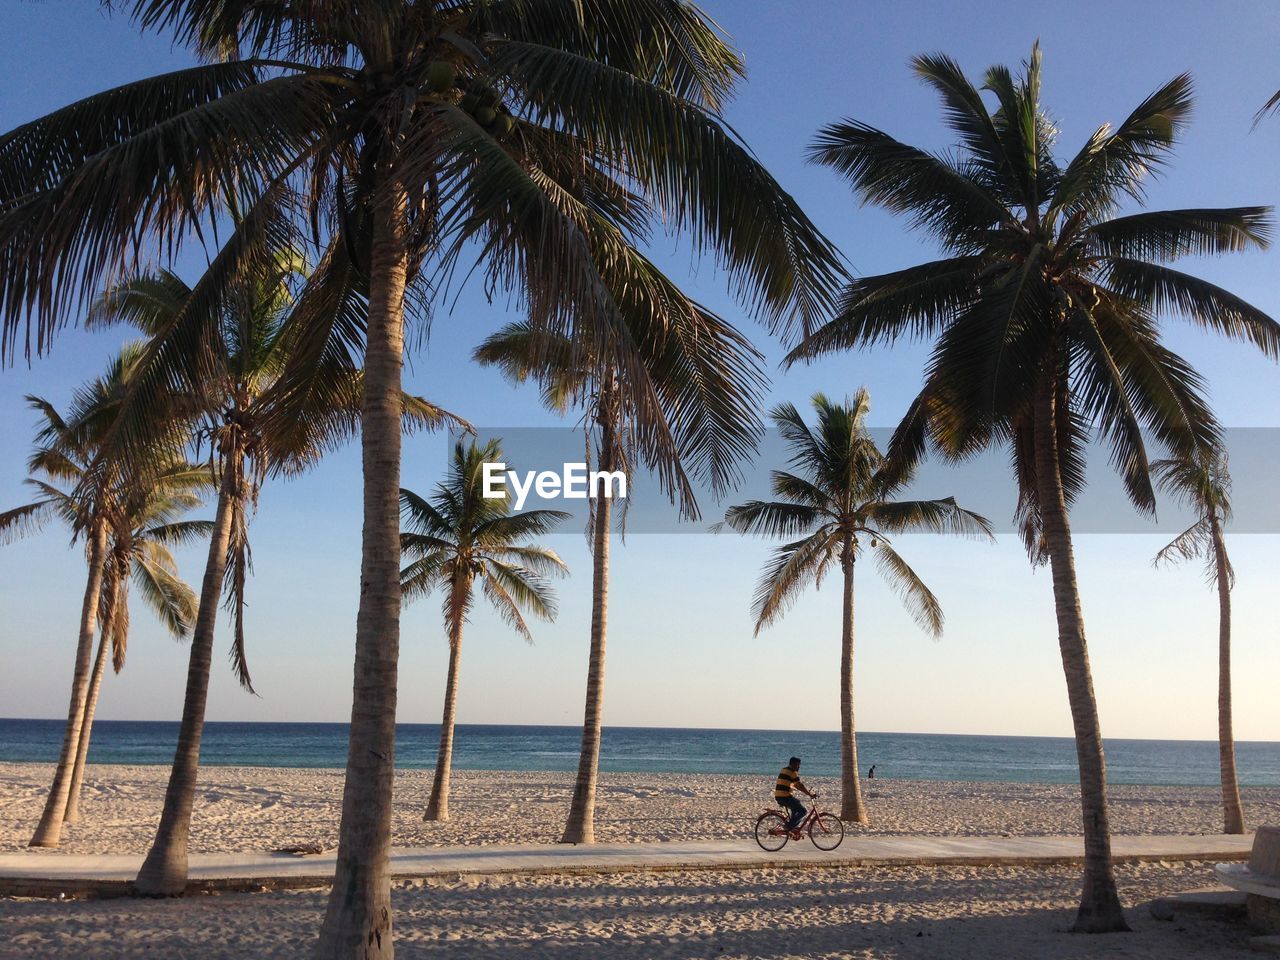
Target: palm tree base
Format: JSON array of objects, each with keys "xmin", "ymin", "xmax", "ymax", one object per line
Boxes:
[
  {"xmin": 134, "ymin": 852, "xmax": 188, "ymax": 898},
  {"xmin": 27, "ymin": 838, "xmax": 59, "ymax": 849},
  {"xmin": 839, "ymin": 811, "xmax": 870, "ymax": 826},
  {"xmin": 559, "ymin": 825, "xmax": 592, "ymax": 845},
  {"xmin": 1071, "ymin": 891, "xmax": 1130, "ymax": 934},
  {"xmin": 423, "ymin": 807, "xmax": 448, "ymax": 822}
]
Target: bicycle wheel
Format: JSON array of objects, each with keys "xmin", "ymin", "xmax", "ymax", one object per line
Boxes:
[
  {"xmin": 754, "ymin": 810, "xmax": 789, "ymax": 852},
  {"xmin": 808, "ymin": 812, "xmax": 844, "ymax": 850}
]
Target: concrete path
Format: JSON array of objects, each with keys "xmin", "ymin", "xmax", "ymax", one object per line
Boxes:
[{"xmin": 0, "ymin": 833, "xmax": 1254, "ymax": 898}]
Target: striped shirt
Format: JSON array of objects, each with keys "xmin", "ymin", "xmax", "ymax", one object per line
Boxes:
[{"xmin": 774, "ymin": 766, "xmax": 800, "ymax": 799}]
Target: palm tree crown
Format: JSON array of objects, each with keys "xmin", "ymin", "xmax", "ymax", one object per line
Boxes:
[
  {"xmin": 86, "ymin": 260, "xmax": 460, "ymax": 686},
  {"xmin": 2, "ymin": 376, "xmax": 205, "ymax": 650},
  {"xmin": 724, "ymin": 389, "xmax": 992, "ymax": 635},
  {"xmin": 400, "ymin": 438, "xmax": 568, "ymax": 640},
  {"xmin": 1153, "ymin": 450, "xmax": 1232, "ymax": 574},
  {"xmin": 2, "ymin": 0, "xmax": 841, "ymax": 429},
  {"xmin": 793, "ymin": 45, "xmax": 1277, "ymax": 555}
]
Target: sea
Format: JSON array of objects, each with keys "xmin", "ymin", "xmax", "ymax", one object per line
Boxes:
[{"xmin": 2, "ymin": 719, "xmax": 1279, "ymax": 787}]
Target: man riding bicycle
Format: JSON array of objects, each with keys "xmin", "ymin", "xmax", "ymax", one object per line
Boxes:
[{"xmin": 774, "ymin": 756, "xmax": 816, "ymax": 840}]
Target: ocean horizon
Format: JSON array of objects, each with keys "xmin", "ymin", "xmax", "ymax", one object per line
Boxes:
[{"xmin": 3, "ymin": 718, "xmax": 1278, "ymax": 788}]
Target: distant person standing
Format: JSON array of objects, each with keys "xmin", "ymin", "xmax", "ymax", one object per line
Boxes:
[
  {"xmin": 774, "ymin": 756, "xmax": 816, "ymax": 839},
  {"xmin": 868, "ymin": 765, "xmax": 876, "ymax": 780}
]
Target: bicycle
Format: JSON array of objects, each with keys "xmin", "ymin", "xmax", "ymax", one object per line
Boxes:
[{"xmin": 754, "ymin": 792, "xmax": 845, "ymax": 851}]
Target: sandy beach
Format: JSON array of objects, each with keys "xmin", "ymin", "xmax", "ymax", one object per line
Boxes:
[
  {"xmin": 4, "ymin": 762, "xmax": 1279, "ymax": 854},
  {"xmin": 0, "ymin": 862, "xmax": 1258, "ymax": 959},
  {"xmin": 3, "ymin": 762, "xmax": 1278, "ymax": 958}
]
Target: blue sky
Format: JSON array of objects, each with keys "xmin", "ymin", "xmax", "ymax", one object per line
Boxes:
[{"xmin": 1, "ymin": 0, "xmax": 1278, "ymax": 742}]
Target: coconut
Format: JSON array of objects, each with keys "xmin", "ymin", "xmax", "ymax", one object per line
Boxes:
[
  {"xmin": 494, "ymin": 114, "xmax": 515, "ymax": 137},
  {"xmin": 424, "ymin": 61, "xmax": 455, "ymax": 93},
  {"xmin": 475, "ymin": 106, "xmax": 497, "ymax": 127}
]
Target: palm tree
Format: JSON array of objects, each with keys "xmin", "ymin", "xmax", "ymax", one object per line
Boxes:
[
  {"xmin": 63, "ymin": 462, "xmax": 207, "ymax": 825},
  {"xmin": 2, "ymin": 404, "xmax": 109, "ymax": 849},
  {"xmin": 720, "ymin": 390, "xmax": 991, "ymax": 824},
  {"xmin": 0, "ymin": 3, "xmax": 840, "ymax": 948},
  {"xmin": 1152, "ymin": 449, "xmax": 1245, "ymax": 833},
  {"xmin": 477, "ymin": 300, "xmax": 765, "ymax": 844},
  {"xmin": 0, "ymin": 353, "xmax": 205, "ymax": 847},
  {"xmin": 789, "ymin": 45, "xmax": 1278, "ymax": 931},
  {"xmin": 85, "ymin": 263, "xmax": 462, "ymax": 896},
  {"xmin": 401, "ymin": 439, "xmax": 568, "ymax": 821}
]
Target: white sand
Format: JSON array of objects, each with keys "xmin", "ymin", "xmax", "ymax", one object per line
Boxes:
[
  {"xmin": 3, "ymin": 762, "xmax": 1278, "ymax": 854},
  {"xmin": 3, "ymin": 762, "xmax": 1277, "ymax": 958},
  {"xmin": 0, "ymin": 862, "xmax": 1260, "ymax": 959}
]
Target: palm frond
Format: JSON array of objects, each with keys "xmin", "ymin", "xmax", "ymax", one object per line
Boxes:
[
  {"xmin": 1088, "ymin": 207, "xmax": 1271, "ymax": 261},
  {"xmin": 1051, "ymin": 74, "xmax": 1194, "ymax": 218},
  {"xmin": 399, "ymin": 551, "xmax": 449, "ymax": 606},
  {"xmin": 1153, "ymin": 520, "xmax": 1209, "ymax": 567},
  {"xmin": 485, "ymin": 544, "xmax": 568, "ymax": 578},
  {"xmin": 864, "ymin": 497, "xmax": 993, "ymax": 539},
  {"xmin": 809, "ymin": 120, "xmax": 1008, "ymax": 249},
  {"xmin": 788, "ymin": 257, "xmax": 984, "ymax": 361},
  {"xmin": 0, "ymin": 500, "xmax": 54, "ymax": 544},
  {"xmin": 481, "ymin": 558, "xmax": 559, "ymax": 630},
  {"xmin": 145, "ymin": 519, "xmax": 216, "ymax": 547},
  {"xmin": 873, "ymin": 542, "xmax": 944, "ymax": 637},
  {"xmin": 492, "ymin": 38, "xmax": 845, "ymax": 339},
  {"xmin": 721, "ymin": 500, "xmax": 826, "ymax": 539},
  {"xmin": 473, "ymin": 509, "xmax": 571, "ymax": 545},
  {"xmin": 1102, "ymin": 259, "xmax": 1280, "ymax": 358},
  {"xmin": 0, "ymin": 68, "xmax": 336, "ymax": 361},
  {"xmin": 133, "ymin": 547, "xmax": 198, "ymax": 638},
  {"xmin": 1255, "ymin": 89, "xmax": 1280, "ymax": 127},
  {"xmin": 751, "ymin": 531, "xmax": 837, "ymax": 634}
]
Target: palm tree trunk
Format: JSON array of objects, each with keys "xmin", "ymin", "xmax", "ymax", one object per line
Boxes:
[
  {"xmin": 839, "ymin": 549, "xmax": 868, "ymax": 825},
  {"xmin": 561, "ymin": 408, "xmax": 616, "ymax": 845},
  {"xmin": 64, "ymin": 578, "xmax": 119, "ymax": 825},
  {"xmin": 30, "ymin": 520, "xmax": 109, "ymax": 848},
  {"xmin": 424, "ymin": 582, "xmax": 467, "ymax": 822},
  {"xmin": 315, "ymin": 171, "xmax": 408, "ymax": 960},
  {"xmin": 134, "ymin": 469, "xmax": 238, "ymax": 896},
  {"xmin": 1210, "ymin": 513, "xmax": 1245, "ymax": 834},
  {"xmin": 1033, "ymin": 378, "xmax": 1128, "ymax": 933}
]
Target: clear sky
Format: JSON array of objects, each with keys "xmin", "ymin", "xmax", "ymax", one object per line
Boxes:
[{"xmin": 1, "ymin": 0, "xmax": 1278, "ymax": 742}]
